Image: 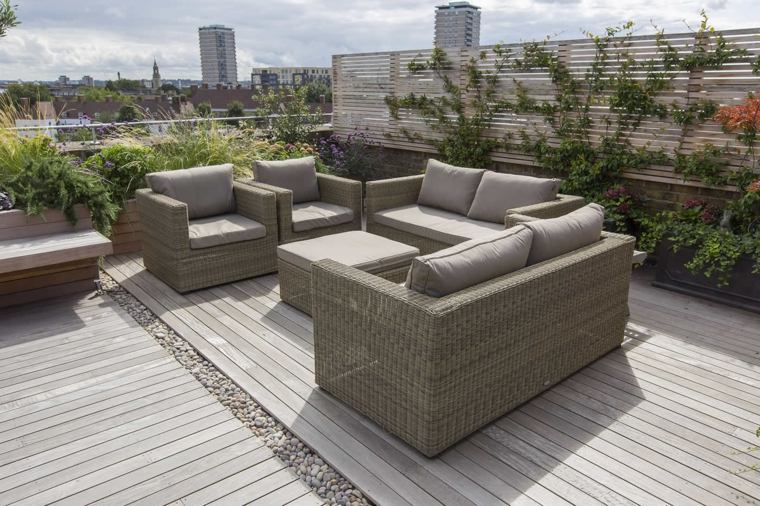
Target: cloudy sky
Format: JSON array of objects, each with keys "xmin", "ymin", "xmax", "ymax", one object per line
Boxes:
[{"xmin": 0, "ymin": 0, "xmax": 755, "ymax": 81}]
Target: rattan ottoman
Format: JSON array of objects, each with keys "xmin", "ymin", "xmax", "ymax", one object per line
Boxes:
[{"xmin": 277, "ymin": 231, "xmax": 419, "ymax": 315}]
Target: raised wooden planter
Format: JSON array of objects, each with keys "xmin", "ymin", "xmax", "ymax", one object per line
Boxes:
[
  {"xmin": 111, "ymin": 199, "xmax": 142, "ymax": 254},
  {"xmin": 0, "ymin": 205, "xmax": 112, "ymax": 307},
  {"xmin": 653, "ymin": 239, "xmax": 760, "ymax": 314}
]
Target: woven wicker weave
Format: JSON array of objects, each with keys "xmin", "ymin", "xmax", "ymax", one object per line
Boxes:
[
  {"xmin": 365, "ymin": 174, "xmax": 586, "ymax": 254},
  {"xmin": 246, "ymin": 173, "xmax": 362, "ymax": 244},
  {"xmin": 311, "ymin": 231, "xmax": 635, "ymax": 456},
  {"xmin": 136, "ymin": 182, "xmax": 278, "ymax": 293}
]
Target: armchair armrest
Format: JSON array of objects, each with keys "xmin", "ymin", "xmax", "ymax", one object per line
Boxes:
[
  {"xmin": 504, "ymin": 194, "xmax": 585, "ymax": 227},
  {"xmin": 135, "ymin": 188, "xmax": 189, "ymax": 250},
  {"xmin": 244, "ymin": 179, "xmax": 294, "ymax": 242},
  {"xmin": 316, "ymin": 173, "xmax": 362, "ymax": 214},
  {"xmin": 233, "ymin": 182, "xmax": 277, "ymax": 227},
  {"xmin": 365, "ymin": 175, "xmax": 424, "ymax": 221}
]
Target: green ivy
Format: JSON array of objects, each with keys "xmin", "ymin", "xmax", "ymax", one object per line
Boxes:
[{"xmin": 673, "ymin": 144, "xmax": 729, "ymax": 186}]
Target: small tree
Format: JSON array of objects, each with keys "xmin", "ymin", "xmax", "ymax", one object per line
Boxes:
[
  {"xmin": 0, "ymin": 0, "xmax": 19, "ymax": 38},
  {"xmin": 117, "ymin": 104, "xmax": 139, "ymax": 122},
  {"xmin": 196, "ymin": 102, "xmax": 212, "ymax": 117},
  {"xmin": 226, "ymin": 100, "xmax": 245, "ymax": 126},
  {"xmin": 5, "ymin": 83, "xmax": 52, "ymax": 111},
  {"xmin": 160, "ymin": 83, "xmax": 180, "ymax": 95},
  {"xmin": 256, "ymin": 87, "xmax": 323, "ymax": 144}
]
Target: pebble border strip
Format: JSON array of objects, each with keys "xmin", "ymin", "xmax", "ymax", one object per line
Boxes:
[{"xmin": 100, "ymin": 272, "xmax": 371, "ymax": 506}]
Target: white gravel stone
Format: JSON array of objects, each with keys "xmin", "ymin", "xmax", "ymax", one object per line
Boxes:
[{"xmin": 100, "ymin": 271, "xmax": 370, "ymax": 505}]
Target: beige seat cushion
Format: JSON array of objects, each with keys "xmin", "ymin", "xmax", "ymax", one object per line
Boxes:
[
  {"xmin": 417, "ymin": 159, "xmax": 485, "ymax": 215},
  {"xmin": 373, "ymin": 204, "xmax": 503, "ymax": 245},
  {"xmin": 253, "ymin": 156, "xmax": 320, "ymax": 204},
  {"xmin": 188, "ymin": 214, "xmax": 266, "ymax": 249},
  {"xmin": 406, "ymin": 226, "xmax": 533, "ymax": 297},
  {"xmin": 146, "ymin": 164, "xmax": 235, "ymax": 219},
  {"xmin": 467, "ymin": 171, "xmax": 561, "ymax": 223},
  {"xmin": 277, "ymin": 231, "xmax": 419, "ymax": 273},
  {"xmin": 522, "ymin": 203, "xmax": 604, "ymax": 265},
  {"xmin": 291, "ymin": 201, "xmax": 354, "ymax": 232}
]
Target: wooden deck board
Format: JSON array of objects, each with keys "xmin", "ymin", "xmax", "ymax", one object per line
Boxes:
[
  {"xmin": 103, "ymin": 254, "xmax": 760, "ymax": 505},
  {"xmin": 0, "ymin": 292, "xmax": 322, "ymax": 505}
]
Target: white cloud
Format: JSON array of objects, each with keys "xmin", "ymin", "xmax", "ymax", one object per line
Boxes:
[{"xmin": 0, "ymin": 0, "xmax": 755, "ymax": 81}]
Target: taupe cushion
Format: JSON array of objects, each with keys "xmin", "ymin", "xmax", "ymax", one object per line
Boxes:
[
  {"xmin": 291, "ymin": 201, "xmax": 354, "ymax": 232},
  {"xmin": 373, "ymin": 204, "xmax": 503, "ymax": 245},
  {"xmin": 253, "ymin": 156, "xmax": 320, "ymax": 204},
  {"xmin": 188, "ymin": 214, "xmax": 266, "ymax": 249},
  {"xmin": 277, "ymin": 230, "xmax": 419, "ymax": 273},
  {"xmin": 405, "ymin": 226, "xmax": 533, "ymax": 297},
  {"xmin": 522, "ymin": 203, "xmax": 604, "ymax": 265},
  {"xmin": 467, "ymin": 171, "xmax": 561, "ymax": 223},
  {"xmin": 146, "ymin": 164, "xmax": 235, "ymax": 220},
  {"xmin": 417, "ymin": 159, "xmax": 485, "ymax": 215}
]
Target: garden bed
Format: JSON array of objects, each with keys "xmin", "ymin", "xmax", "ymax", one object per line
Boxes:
[{"xmin": 653, "ymin": 239, "xmax": 760, "ymax": 314}]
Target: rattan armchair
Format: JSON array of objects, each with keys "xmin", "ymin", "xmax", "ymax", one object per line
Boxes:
[
  {"xmin": 311, "ymin": 231, "xmax": 635, "ymax": 456},
  {"xmin": 246, "ymin": 173, "xmax": 362, "ymax": 244},
  {"xmin": 365, "ymin": 174, "xmax": 586, "ymax": 254},
  {"xmin": 136, "ymin": 182, "xmax": 278, "ymax": 293}
]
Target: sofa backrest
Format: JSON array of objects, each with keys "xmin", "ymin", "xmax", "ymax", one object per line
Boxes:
[
  {"xmin": 417, "ymin": 159, "xmax": 485, "ymax": 216},
  {"xmin": 467, "ymin": 172, "xmax": 561, "ymax": 223},
  {"xmin": 253, "ymin": 156, "xmax": 320, "ymax": 204},
  {"xmin": 405, "ymin": 225, "xmax": 533, "ymax": 297},
  {"xmin": 146, "ymin": 164, "xmax": 236, "ymax": 220}
]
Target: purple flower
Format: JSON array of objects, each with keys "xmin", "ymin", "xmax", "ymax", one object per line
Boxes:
[{"xmin": 104, "ymin": 161, "xmax": 115, "ymax": 169}]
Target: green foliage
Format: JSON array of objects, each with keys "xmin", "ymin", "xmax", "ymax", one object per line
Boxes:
[
  {"xmin": 670, "ymin": 100, "xmax": 718, "ymax": 127},
  {"xmin": 673, "ymin": 144, "xmax": 729, "ymax": 186},
  {"xmin": 257, "ymin": 87, "xmax": 323, "ymax": 144},
  {"xmin": 316, "ymin": 132, "xmax": 382, "ymax": 182},
  {"xmin": 0, "ymin": 0, "xmax": 18, "ymax": 38},
  {"xmin": 303, "ymin": 80, "xmax": 332, "ymax": 103},
  {"xmin": 81, "ymin": 87, "xmax": 127, "ymax": 103},
  {"xmin": 82, "ymin": 144, "xmax": 155, "ymax": 206},
  {"xmin": 0, "ymin": 134, "xmax": 60, "ymax": 185},
  {"xmin": 195, "ymin": 102, "xmax": 212, "ymax": 117},
  {"xmin": 226, "ymin": 100, "xmax": 245, "ymax": 126},
  {"xmin": 4, "ymin": 83, "xmax": 52, "ymax": 109},
  {"xmin": 160, "ymin": 83, "xmax": 180, "ymax": 94},
  {"xmin": 4, "ymin": 156, "xmax": 118, "ymax": 235},
  {"xmin": 105, "ymin": 79, "xmax": 142, "ymax": 92},
  {"xmin": 117, "ymin": 104, "xmax": 139, "ymax": 122}
]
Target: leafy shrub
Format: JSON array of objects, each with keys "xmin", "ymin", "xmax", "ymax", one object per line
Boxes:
[
  {"xmin": 257, "ymin": 87, "xmax": 323, "ymax": 144},
  {"xmin": 316, "ymin": 132, "xmax": 382, "ymax": 182},
  {"xmin": 4, "ymin": 156, "xmax": 119, "ymax": 235},
  {"xmin": 82, "ymin": 143, "xmax": 155, "ymax": 206},
  {"xmin": 0, "ymin": 134, "xmax": 60, "ymax": 186}
]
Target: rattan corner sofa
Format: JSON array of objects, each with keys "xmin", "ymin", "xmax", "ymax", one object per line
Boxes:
[
  {"xmin": 137, "ymin": 164, "xmax": 278, "ymax": 293},
  {"xmin": 366, "ymin": 159, "xmax": 585, "ymax": 254},
  {"xmin": 312, "ymin": 203, "xmax": 635, "ymax": 456},
  {"xmin": 246, "ymin": 156, "xmax": 362, "ymax": 244}
]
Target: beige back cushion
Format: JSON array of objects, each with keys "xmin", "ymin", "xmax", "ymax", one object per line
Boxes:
[
  {"xmin": 253, "ymin": 156, "xmax": 320, "ymax": 204},
  {"xmin": 405, "ymin": 225, "xmax": 533, "ymax": 297},
  {"xmin": 146, "ymin": 164, "xmax": 235, "ymax": 220},
  {"xmin": 522, "ymin": 203, "xmax": 604, "ymax": 265},
  {"xmin": 417, "ymin": 159, "xmax": 485, "ymax": 216},
  {"xmin": 467, "ymin": 171, "xmax": 561, "ymax": 223}
]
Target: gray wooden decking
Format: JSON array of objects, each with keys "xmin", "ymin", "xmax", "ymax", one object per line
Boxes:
[
  {"xmin": 104, "ymin": 253, "xmax": 760, "ymax": 506},
  {"xmin": 0, "ymin": 291, "xmax": 320, "ymax": 505}
]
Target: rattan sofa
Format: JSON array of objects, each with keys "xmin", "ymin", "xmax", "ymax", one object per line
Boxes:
[
  {"xmin": 366, "ymin": 172, "xmax": 585, "ymax": 255},
  {"xmin": 246, "ymin": 157, "xmax": 362, "ymax": 244},
  {"xmin": 311, "ymin": 231, "xmax": 635, "ymax": 456},
  {"xmin": 137, "ymin": 180, "xmax": 278, "ymax": 293}
]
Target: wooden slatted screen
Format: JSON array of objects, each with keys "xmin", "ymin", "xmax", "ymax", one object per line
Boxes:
[{"xmin": 332, "ymin": 28, "xmax": 760, "ymax": 189}]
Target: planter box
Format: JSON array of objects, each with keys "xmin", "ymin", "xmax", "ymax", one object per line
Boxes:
[
  {"xmin": 111, "ymin": 199, "xmax": 142, "ymax": 254},
  {"xmin": 653, "ymin": 239, "xmax": 760, "ymax": 314},
  {"xmin": 0, "ymin": 205, "xmax": 112, "ymax": 307}
]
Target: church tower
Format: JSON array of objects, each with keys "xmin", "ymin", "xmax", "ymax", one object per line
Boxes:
[{"xmin": 152, "ymin": 58, "xmax": 162, "ymax": 91}]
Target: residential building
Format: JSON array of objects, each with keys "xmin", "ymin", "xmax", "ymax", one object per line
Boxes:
[
  {"xmin": 57, "ymin": 75, "xmax": 70, "ymax": 86},
  {"xmin": 152, "ymin": 59, "xmax": 162, "ymax": 91},
  {"xmin": 198, "ymin": 25, "xmax": 238, "ymax": 87},
  {"xmin": 250, "ymin": 67, "xmax": 331, "ymax": 90},
  {"xmin": 434, "ymin": 1, "xmax": 481, "ymax": 48},
  {"xmin": 80, "ymin": 75, "xmax": 94, "ymax": 87},
  {"xmin": 185, "ymin": 84, "xmax": 332, "ymax": 116}
]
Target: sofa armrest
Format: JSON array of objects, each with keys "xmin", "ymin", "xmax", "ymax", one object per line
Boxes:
[
  {"xmin": 233, "ymin": 182, "xmax": 277, "ymax": 226},
  {"xmin": 316, "ymin": 173, "xmax": 362, "ymax": 215},
  {"xmin": 365, "ymin": 175, "xmax": 424, "ymax": 221},
  {"xmin": 135, "ymin": 188, "xmax": 189, "ymax": 250},
  {"xmin": 244, "ymin": 179, "xmax": 294, "ymax": 242},
  {"xmin": 505, "ymin": 194, "xmax": 586, "ymax": 227}
]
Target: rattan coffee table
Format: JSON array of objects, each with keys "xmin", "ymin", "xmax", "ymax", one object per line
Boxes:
[{"xmin": 276, "ymin": 231, "xmax": 419, "ymax": 315}]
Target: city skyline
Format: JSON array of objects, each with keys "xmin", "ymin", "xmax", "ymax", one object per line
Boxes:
[{"xmin": 0, "ymin": 0, "xmax": 755, "ymax": 81}]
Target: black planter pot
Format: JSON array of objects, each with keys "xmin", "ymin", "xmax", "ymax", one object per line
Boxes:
[{"xmin": 653, "ymin": 239, "xmax": 760, "ymax": 314}]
